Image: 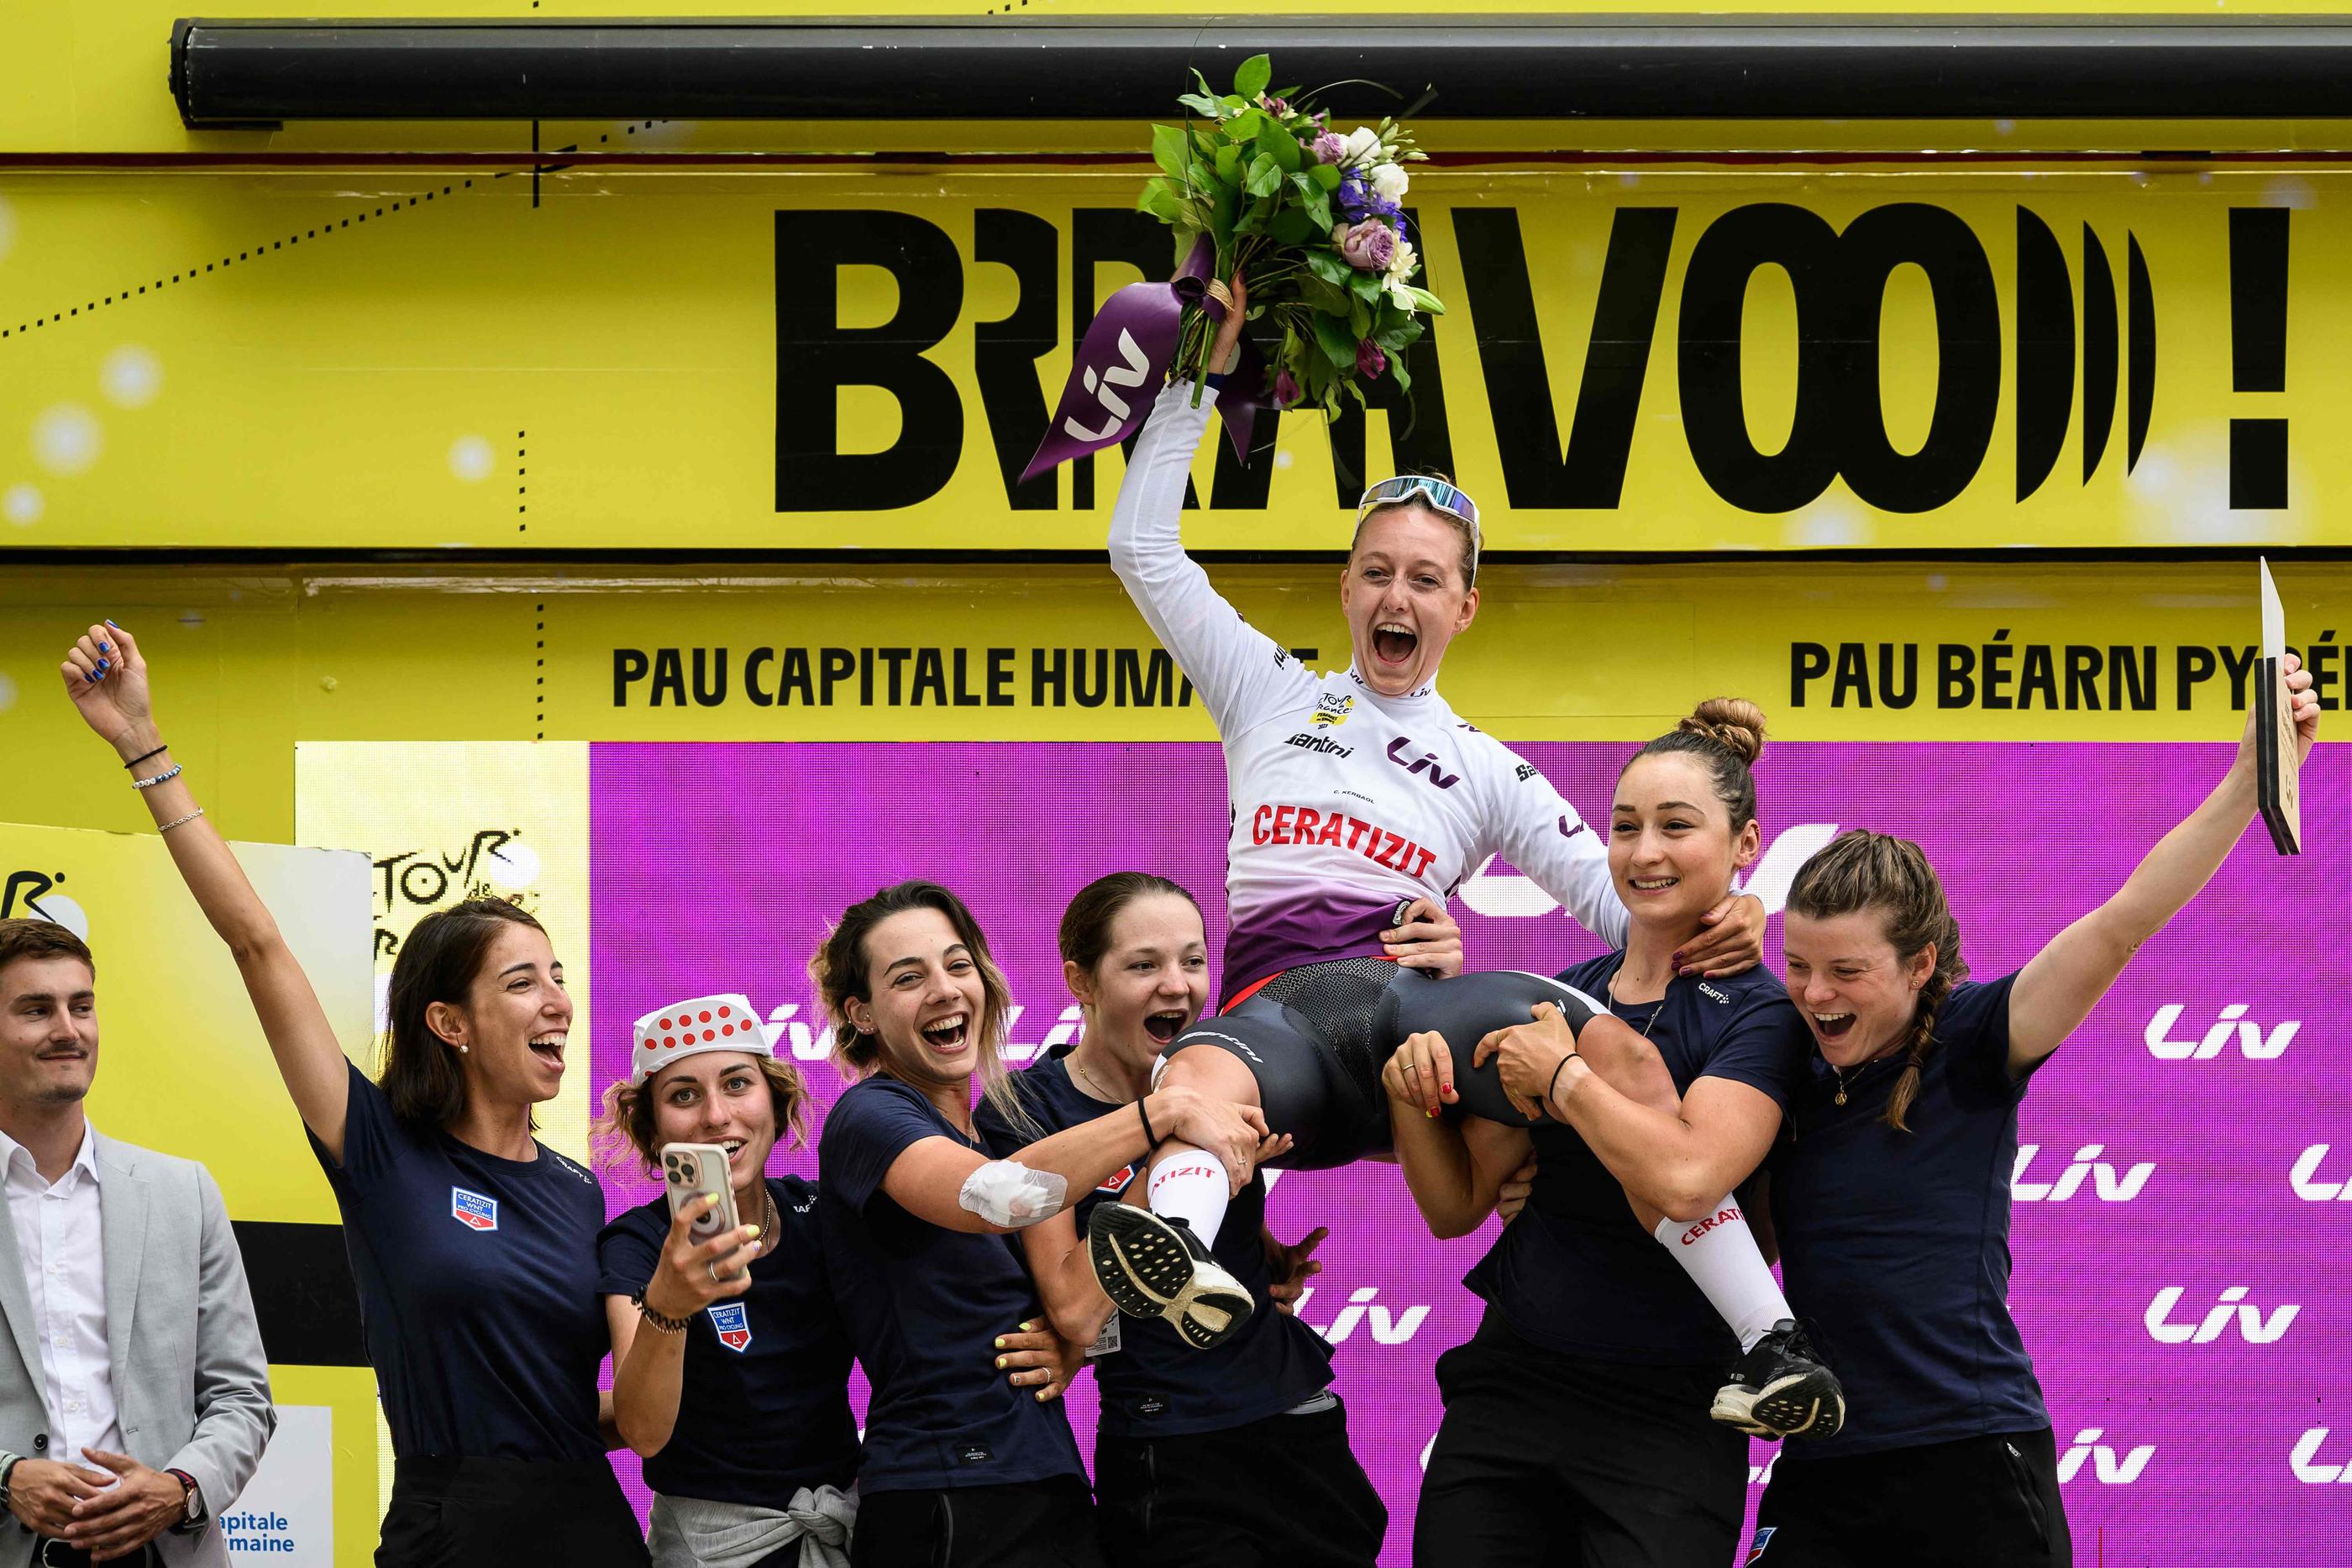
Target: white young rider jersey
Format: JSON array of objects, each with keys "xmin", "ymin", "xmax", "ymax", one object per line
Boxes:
[{"xmin": 1110, "ymin": 383, "xmax": 1630, "ymax": 1004}]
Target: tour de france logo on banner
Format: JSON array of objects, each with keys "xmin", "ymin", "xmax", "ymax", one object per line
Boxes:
[{"xmin": 295, "ymin": 741, "xmax": 592, "ymax": 1157}]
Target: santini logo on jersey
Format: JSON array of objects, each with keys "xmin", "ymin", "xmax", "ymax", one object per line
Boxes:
[
  {"xmin": 1284, "ymin": 732, "xmax": 1355, "ymax": 758},
  {"xmin": 2144, "ymin": 1003, "xmax": 2299, "ymax": 1059},
  {"xmin": 2144, "ymin": 1286, "xmax": 2299, "ymax": 1344},
  {"xmin": 706, "ymin": 1303, "xmax": 753, "ymax": 1353},
  {"xmin": 449, "ymin": 1188, "xmax": 498, "ymax": 1232}
]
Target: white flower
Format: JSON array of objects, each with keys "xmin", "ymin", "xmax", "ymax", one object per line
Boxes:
[
  {"xmin": 1368, "ymin": 162, "xmax": 1410, "ymax": 202},
  {"xmin": 1341, "ymin": 126, "xmax": 1382, "ymax": 165},
  {"xmin": 1389, "ymin": 280, "xmax": 1419, "ymax": 313},
  {"xmin": 1385, "ymin": 236, "xmax": 1418, "ymax": 281}
]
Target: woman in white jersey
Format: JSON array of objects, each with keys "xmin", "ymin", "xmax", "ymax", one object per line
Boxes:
[{"xmin": 1082, "ymin": 291, "xmax": 1836, "ymax": 1440}]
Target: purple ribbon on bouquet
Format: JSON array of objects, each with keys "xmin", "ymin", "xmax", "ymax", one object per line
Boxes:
[{"xmin": 1021, "ymin": 237, "xmax": 1268, "ymax": 483}]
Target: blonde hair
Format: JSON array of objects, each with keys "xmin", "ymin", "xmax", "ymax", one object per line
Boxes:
[
  {"xmin": 1784, "ymin": 830, "xmax": 1968, "ymax": 1132},
  {"xmin": 808, "ymin": 881, "xmax": 1042, "ymax": 1143}
]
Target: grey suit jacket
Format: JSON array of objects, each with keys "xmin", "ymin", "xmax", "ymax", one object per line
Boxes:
[{"xmin": 0, "ymin": 1134, "xmax": 276, "ymax": 1568}]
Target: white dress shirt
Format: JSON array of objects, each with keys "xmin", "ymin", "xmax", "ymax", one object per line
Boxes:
[{"xmin": 0, "ymin": 1124, "xmax": 126, "ymax": 1474}]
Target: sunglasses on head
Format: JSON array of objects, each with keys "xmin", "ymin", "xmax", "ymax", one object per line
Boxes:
[{"xmin": 1357, "ymin": 475, "xmax": 1480, "ymax": 532}]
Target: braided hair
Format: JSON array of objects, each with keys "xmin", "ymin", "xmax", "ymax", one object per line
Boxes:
[{"xmin": 1785, "ymin": 830, "xmax": 1966, "ymax": 1132}]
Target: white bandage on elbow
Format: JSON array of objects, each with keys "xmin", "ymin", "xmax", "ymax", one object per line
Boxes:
[{"xmin": 958, "ymin": 1160, "xmax": 1069, "ymax": 1228}]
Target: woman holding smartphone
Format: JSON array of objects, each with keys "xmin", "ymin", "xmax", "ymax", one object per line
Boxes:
[
  {"xmin": 809, "ymin": 880, "xmax": 1276, "ymax": 1568},
  {"xmin": 58, "ymin": 621, "xmax": 647, "ymax": 1567}
]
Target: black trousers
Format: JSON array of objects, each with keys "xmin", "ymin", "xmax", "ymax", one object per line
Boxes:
[
  {"xmin": 853, "ymin": 1475, "xmax": 1103, "ymax": 1568},
  {"xmin": 378, "ymin": 1456, "xmax": 648, "ymax": 1568},
  {"xmin": 1094, "ymin": 1398, "xmax": 1387, "ymax": 1568},
  {"xmin": 1751, "ymin": 1427, "xmax": 2072, "ymax": 1568},
  {"xmin": 1415, "ymin": 1319, "xmax": 1745, "ymax": 1568}
]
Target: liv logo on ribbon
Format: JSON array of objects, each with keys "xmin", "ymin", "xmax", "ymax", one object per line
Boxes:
[
  {"xmin": 2143, "ymin": 1287, "xmax": 2300, "ymax": 1344},
  {"xmin": 2143, "ymin": 1002, "xmax": 2300, "ymax": 1059}
]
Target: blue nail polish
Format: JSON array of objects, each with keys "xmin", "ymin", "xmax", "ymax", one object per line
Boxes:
[{"xmin": 104, "ymin": 619, "xmax": 118, "ymax": 628}]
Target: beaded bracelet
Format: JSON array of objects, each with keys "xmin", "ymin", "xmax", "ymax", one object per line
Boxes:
[{"xmin": 131, "ymin": 763, "xmax": 183, "ymax": 790}]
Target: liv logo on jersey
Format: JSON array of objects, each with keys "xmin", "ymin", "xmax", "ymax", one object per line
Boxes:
[
  {"xmin": 706, "ymin": 1303, "xmax": 753, "ymax": 1353},
  {"xmin": 450, "ymin": 1188, "xmax": 498, "ymax": 1232}
]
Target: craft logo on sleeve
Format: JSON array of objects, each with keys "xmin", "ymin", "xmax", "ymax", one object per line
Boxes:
[
  {"xmin": 449, "ymin": 1187, "xmax": 499, "ymax": 1232},
  {"xmin": 706, "ymin": 1302, "xmax": 753, "ymax": 1353}
]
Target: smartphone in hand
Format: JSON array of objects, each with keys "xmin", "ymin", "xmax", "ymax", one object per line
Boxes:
[{"xmin": 661, "ymin": 1143, "xmax": 741, "ymax": 1242}]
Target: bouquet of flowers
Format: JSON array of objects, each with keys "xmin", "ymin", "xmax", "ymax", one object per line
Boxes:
[{"xmin": 1139, "ymin": 54, "xmax": 1443, "ymax": 413}]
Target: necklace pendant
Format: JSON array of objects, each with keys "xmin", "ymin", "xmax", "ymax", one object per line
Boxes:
[{"xmin": 1833, "ymin": 1088, "xmax": 1848, "ymax": 1106}]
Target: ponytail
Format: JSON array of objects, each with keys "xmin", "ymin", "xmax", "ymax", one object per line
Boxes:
[{"xmin": 1786, "ymin": 829, "xmax": 1966, "ymax": 1133}]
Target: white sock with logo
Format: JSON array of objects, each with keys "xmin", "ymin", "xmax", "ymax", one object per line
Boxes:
[
  {"xmin": 1146, "ymin": 1145, "xmax": 1232, "ymax": 1247},
  {"xmin": 1652, "ymin": 1202, "xmax": 1789, "ymax": 1353}
]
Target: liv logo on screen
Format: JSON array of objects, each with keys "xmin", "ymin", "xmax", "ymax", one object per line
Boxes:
[
  {"xmin": 2057, "ymin": 1429, "xmax": 2155, "ymax": 1485},
  {"xmin": 2289, "ymin": 1429, "xmax": 2352, "ymax": 1483},
  {"xmin": 2144, "ymin": 1287, "xmax": 2299, "ymax": 1344},
  {"xmin": 2288, "ymin": 1145, "xmax": 2352, "ymax": 1201},
  {"xmin": 1291, "ymin": 1285, "xmax": 1431, "ymax": 1345},
  {"xmin": 2144, "ymin": 1003, "xmax": 2300, "ymax": 1059},
  {"xmin": 2011, "ymin": 1144, "xmax": 2155, "ymax": 1202}
]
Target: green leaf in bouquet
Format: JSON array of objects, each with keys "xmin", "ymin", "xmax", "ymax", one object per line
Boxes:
[
  {"xmin": 1389, "ymin": 353, "xmax": 1414, "ymax": 395},
  {"xmin": 1308, "ymin": 310, "xmax": 1357, "ymax": 371},
  {"xmin": 1244, "ymin": 154, "xmax": 1284, "ymax": 199},
  {"xmin": 1207, "ymin": 181, "xmax": 1239, "ymax": 248},
  {"xmin": 1137, "ymin": 180, "xmax": 1184, "ymax": 222},
  {"xmin": 1178, "ymin": 92, "xmax": 1225, "ymax": 118},
  {"xmin": 1222, "ymin": 107, "xmax": 1265, "ymax": 143},
  {"xmin": 1404, "ymin": 285, "xmax": 1446, "ymax": 315},
  {"xmin": 1151, "ymin": 124, "xmax": 1190, "ymax": 178},
  {"xmin": 1310, "ymin": 161, "xmax": 1343, "ymax": 191},
  {"xmin": 1304, "ymin": 190, "xmax": 1334, "ymax": 231},
  {"xmin": 1297, "ymin": 273, "xmax": 1353, "ymax": 316},
  {"xmin": 1211, "ymin": 144, "xmax": 1241, "ymax": 187},
  {"xmin": 1255, "ymin": 117, "xmax": 1301, "ymax": 174},
  {"xmin": 1351, "ymin": 302, "xmax": 1374, "ymax": 339},
  {"xmin": 1374, "ymin": 315, "xmax": 1425, "ymax": 354},
  {"xmin": 1305, "ymin": 248, "xmax": 1354, "ymax": 288},
  {"xmin": 1348, "ymin": 269, "xmax": 1386, "ymax": 303},
  {"xmin": 1234, "ymin": 54, "xmax": 1273, "ymax": 101},
  {"xmin": 1272, "ymin": 205, "xmax": 1324, "ymax": 247}
]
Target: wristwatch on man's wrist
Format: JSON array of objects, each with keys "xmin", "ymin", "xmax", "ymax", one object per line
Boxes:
[
  {"xmin": 0, "ymin": 1450, "xmax": 21, "ymax": 1512},
  {"xmin": 165, "ymin": 1468, "xmax": 205, "ymax": 1532}
]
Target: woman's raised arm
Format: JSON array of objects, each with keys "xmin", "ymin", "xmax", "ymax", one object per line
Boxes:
[{"xmin": 60, "ymin": 621, "xmax": 354, "ymax": 1158}]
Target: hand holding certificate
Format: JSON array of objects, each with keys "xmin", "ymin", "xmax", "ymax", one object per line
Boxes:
[{"xmin": 2256, "ymin": 558, "xmax": 2304, "ymax": 855}]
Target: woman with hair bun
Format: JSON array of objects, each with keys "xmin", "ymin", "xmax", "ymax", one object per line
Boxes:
[{"xmin": 1408, "ymin": 700, "xmax": 1829, "ymax": 1567}]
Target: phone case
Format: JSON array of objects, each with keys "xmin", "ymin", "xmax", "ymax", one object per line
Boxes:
[{"xmin": 661, "ymin": 1142, "xmax": 743, "ymax": 1243}]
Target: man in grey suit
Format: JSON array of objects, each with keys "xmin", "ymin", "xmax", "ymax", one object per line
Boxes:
[{"xmin": 0, "ymin": 919, "xmax": 274, "ymax": 1566}]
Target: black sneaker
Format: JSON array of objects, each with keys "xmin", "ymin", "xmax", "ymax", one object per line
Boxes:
[
  {"xmin": 1712, "ymin": 1320, "xmax": 1846, "ymax": 1440},
  {"xmin": 1086, "ymin": 1204, "xmax": 1255, "ymax": 1351}
]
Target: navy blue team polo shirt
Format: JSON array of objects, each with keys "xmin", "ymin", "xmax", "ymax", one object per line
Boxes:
[
  {"xmin": 596, "ymin": 1174, "xmax": 861, "ymax": 1506},
  {"xmin": 308, "ymin": 1061, "xmax": 610, "ymax": 1460},
  {"xmin": 817, "ymin": 1074, "xmax": 1084, "ymax": 1493},
  {"xmin": 974, "ymin": 1046, "xmax": 1335, "ymax": 1439},
  {"xmin": 1772, "ymin": 972, "xmax": 2052, "ymax": 1460},
  {"xmin": 1467, "ymin": 957, "xmax": 1810, "ymax": 1365}
]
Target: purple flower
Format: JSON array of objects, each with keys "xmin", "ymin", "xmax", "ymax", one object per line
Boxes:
[
  {"xmin": 1310, "ymin": 130, "xmax": 1348, "ymax": 165},
  {"xmin": 1337, "ymin": 220, "xmax": 1397, "ymax": 272},
  {"xmin": 1335, "ymin": 167, "xmax": 1403, "ymax": 227},
  {"xmin": 1274, "ymin": 369, "xmax": 1303, "ymax": 406},
  {"xmin": 1257, "ymin": 92, "xmax": 1292, "ymax": 118},
  {"xmin": 1356, "ymin": 340, "xmax": 1388, "ymax": 379}
]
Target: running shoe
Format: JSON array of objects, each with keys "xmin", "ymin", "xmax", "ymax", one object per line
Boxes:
[
  {"xmin": 1712, "ymin": 1320, "xmax": 1846, "ymax": 1440},
  {"xmin": 1086, "ymin": 1204, "xmax": 1255, "ymax": 1350}
]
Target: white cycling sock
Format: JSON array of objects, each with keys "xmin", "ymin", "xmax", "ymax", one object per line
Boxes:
[
  {"xmin": 1653, "ymin": 1202, "xmax": 1789, "ymax": 1353},
  {"xmin": 1146, "ymin": 1144, "xmax": 1231, "ymax": 1247}
]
